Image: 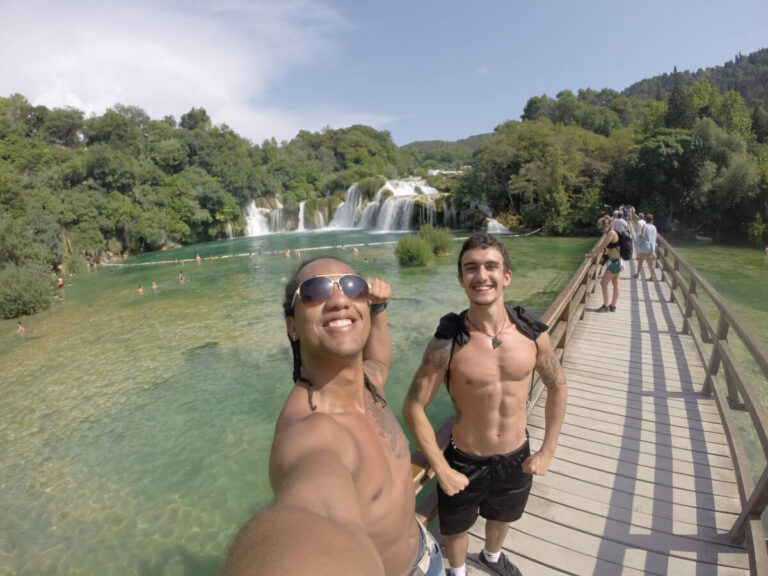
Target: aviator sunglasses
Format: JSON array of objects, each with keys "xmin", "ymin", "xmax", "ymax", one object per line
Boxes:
[{"xmin": 292, "ymin": 274, "xmax": 370, "ymax": 308}]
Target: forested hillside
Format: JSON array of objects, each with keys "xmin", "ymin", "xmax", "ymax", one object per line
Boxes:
[
  {"xmin": 624, "ymin": 48, "xmax": 768, "ymax": 108},
  {"xmin": 2, "ymin": 48, "xmax": 768, "ymax": 318}
]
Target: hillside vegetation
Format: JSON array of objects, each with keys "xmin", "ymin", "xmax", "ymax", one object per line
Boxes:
[{"xmin": 2, "ymin": 49, "xmax": 768, "ymax": 317}]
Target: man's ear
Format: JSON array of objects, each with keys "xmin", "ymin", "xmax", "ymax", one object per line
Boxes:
[
  {"xmin": 286, "ymin": 317, "xmax": 296, "ymax": 341},
  {"xmin": 503, "ymin": 269, "xmax": 513, "ymax": 286}
]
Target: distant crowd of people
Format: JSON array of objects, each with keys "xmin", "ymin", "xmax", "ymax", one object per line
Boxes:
[{"xmin": 595, "ymin": 205, "xmax": 658, "ymax": 313}]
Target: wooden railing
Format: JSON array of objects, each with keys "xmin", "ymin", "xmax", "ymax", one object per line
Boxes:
[
  {"xmin": 654, "ymin": 235, "xmax": 768, "ymax": 574},
  {"xmin": 410, "ymin": 232, "xmax": 611, "ymax": 524}
]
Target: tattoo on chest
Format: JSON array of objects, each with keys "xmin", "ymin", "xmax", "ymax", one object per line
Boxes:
[{"xmin": 366, "ymin": 398, "xmax": 409, "ymax": 460}]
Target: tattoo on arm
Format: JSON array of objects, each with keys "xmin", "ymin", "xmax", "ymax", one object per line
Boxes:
[
  {"xmin": 406, "ymin": 339, "xmax": 451, "ymax": 400},
  {"xmin": 539, "ymin": 353, "xmax": 565, "ymax": 389}
]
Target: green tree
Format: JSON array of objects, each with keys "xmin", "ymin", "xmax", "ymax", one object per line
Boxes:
[{"xmin": 665, "ymin": 68, "xmax": 696, "ymax": 129}]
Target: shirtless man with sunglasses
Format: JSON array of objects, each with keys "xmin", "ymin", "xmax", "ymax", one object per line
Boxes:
[{"xmin": 222, "ymin": 257, "xmax": 444, "ymax": 576}]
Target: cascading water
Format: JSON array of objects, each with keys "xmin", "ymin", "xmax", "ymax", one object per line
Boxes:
[
  {"xmin": 244, "ymin": 202, "xmax": 271, "ymax": 236},
  {"xmin": 329, "ymin": 179, "xmax": 440, "ymax": 232},
  {"xmin": 297, "ymin": 201, "xmax": 306, "ymax": 232},
  {"xmin": 426, "ymin": 198, "xmax": 436, "ymax": 226},
  {"xmin": 243, "ymin": 178, "xmax": 468, "ymax": 236}
]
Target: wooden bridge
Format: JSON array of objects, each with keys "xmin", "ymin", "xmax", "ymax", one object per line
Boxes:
[{"xmin": 411, "ymin": 232, "xmax": 768, "ymax": 575}]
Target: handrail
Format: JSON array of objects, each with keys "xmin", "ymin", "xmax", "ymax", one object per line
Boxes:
[
  {"xmin": 410, "ymin": 232, "xmax": 610, "ymax": 523},
  {"xmin": 408, "ymin": 228, "xmax": 768, "ymax": 575},
  {"xmin": 654, "ymin": 235, "xmax": 768, "ymax": 574}
]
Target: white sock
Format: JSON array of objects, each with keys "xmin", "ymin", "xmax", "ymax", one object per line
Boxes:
[
  {"xmin": 447, "ymin": 565, "xmax": 466, "ymax": 576},
  {"xmin": 483, "ymin": 549, "xmax": 501, "ymax": 563}
]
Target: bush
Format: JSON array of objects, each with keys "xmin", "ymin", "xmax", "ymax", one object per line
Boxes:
[
  {"xmin": 0, "ymin": 263, "xmax": 53, "ymax": 318},
  {"xmin": 418, "ymin": 224, "xmax": 453, "ymax": 255},
  {"xmin": 395, "ymin": 235, "xmax": 433, "ymax": 267}
]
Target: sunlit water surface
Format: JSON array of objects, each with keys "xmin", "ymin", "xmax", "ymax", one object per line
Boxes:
[{"xmin": 0, "ymin": 232, "xmax": 594, "ymax": 575}]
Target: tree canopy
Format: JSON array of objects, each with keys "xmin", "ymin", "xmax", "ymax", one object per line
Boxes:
[{"xmin": 2, "ymin": 48, "xmax": 768, "ymax": 318}]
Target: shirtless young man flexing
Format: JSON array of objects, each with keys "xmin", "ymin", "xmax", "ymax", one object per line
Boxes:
[
  {"xmin": 403, "ymin": 233, "xmax": 567, "ymax": 576},
  {"xmin": 222, "ymin": 257, "xmax": 443, "ymax": 576}
]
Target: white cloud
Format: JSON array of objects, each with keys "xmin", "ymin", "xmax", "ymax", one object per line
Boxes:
[{"xmin": 0, "ymin": 0, "xmax": 384, "ymax": 143}]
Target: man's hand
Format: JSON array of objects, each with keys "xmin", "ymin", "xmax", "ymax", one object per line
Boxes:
[
  {"xmin": 522, "ymin": 450, "xmax": 553, "ymax": 475},
  {"xmin": 436, "ymin": 466, "xmax": 470, "ymax": 496},
  {"xmin": 367, "ymin": 278, "xmax": 391, "ymax": 305}
]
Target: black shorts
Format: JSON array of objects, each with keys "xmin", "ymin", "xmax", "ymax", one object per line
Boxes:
[{"xmin": 437, "ymin": 437, "xmax": 533, "ymax": 535}]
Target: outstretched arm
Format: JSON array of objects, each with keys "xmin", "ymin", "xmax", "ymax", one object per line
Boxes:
[
  {"xmin": 363, "ymin": 278, "xmax": 392, "ymax": 388},
  {"xmin": 403, "ymin": 337, "xmax": 469, "ymax": 496},
  {"xmin": 523, "ymin": 332, "xmax": 567, "ymax": 475},
  {"xmin": 222, "ymin": 419, "xmax": 384, "ymax": 576}
]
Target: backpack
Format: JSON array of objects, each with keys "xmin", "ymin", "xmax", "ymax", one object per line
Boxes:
[{"xmin": 618, "ymin": 231, "xmax": 633, "ymax": 261}]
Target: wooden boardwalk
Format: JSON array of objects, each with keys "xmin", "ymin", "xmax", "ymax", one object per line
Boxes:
[{"xmin": 450, "ymin": 260, "xmax": 750, "ymax": 575}]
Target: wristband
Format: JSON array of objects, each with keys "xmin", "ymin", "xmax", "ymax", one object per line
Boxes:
[{"xmin": 369, "ymin": 301, "xmax": 388, "ymax": 313}]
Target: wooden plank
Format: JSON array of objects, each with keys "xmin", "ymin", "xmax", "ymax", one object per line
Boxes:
[
  {"xmin": 563, "ymin": 378, "xmax": 719, "ymax": 415},
  {"xmin": 529, "ymin": 410, "xmax": 733, "ymax": 458},
  {"xmin": 521, "ymin": 494, "xmax": 749, "ymax": 569},
  {"xmin": 528, "ymin": 416, "xmax": 736, "ymax": 470},
  {"xmin": 533, "ymin": 457, "xmax": 741, "ymax": 513},
  {"xmin": 534, "ymin": 441, "xmax": 739, "ymax": 497},
  {"xmin": 527, "ymin": 426, "xmax": 738, "ymax": 481},
  {"xmin": 564, "ymin": 384, "xmax": 722, "ymax": 422},
  {"xmin": 530, "ymin": 467, "xmax": 739, "ymax": 531},
  {"xmin": 501, "ymin": 513, "xmax": 749, "ymax": 576},
  {"xmin": 459, "ymin": 533, "xmax": 569, "ymax": 576},
  {"xmin": 552, "ymin": 397, "xmax": 729, "ymax": 438},
  {"xmin": 563, "ymin": 349, "xmax": 707, "ymax": 383},
  {"xmin": 467, "ymin": 519, "xmax": 650, "ymax": 576},
  {"xmin": 562, "ymin": 363, "xmax": 704, "ymax": 390},
  {"xmin": 530, "ymin": 482, "xmax": 736, "ymax": 546}
]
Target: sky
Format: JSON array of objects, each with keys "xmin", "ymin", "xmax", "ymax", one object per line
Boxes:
[{"xmin": 2, "ymin": 0, "xmax": 767, "ymax": 146}]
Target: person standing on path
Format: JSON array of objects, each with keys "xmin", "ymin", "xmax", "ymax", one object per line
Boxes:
[
  {"xmin": 597, "ymin": 216, "xmax": 621, "ymax": 312},
  {"xmin": 403, "ymin": 233, "xmax": 567, "ymax": 576},
  {"xmin": 634, "ymin": 213, "xmax": 657, "ymax": 281}
]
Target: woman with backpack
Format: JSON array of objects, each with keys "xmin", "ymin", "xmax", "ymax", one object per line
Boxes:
[{"xmin": 597, "ymin": 216, "xmax": 620, "ymax": 313}]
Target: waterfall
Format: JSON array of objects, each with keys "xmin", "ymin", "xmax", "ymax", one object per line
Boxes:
[
  {"xmin": 328, "ymin": 179, "xmax": 439, "ymax": 232},
  {"xmin": 244, "ymin": 201, "xmax": 271, "ymax": 236},
  {"xmin": 487, "ymin": 219, "xmax": 511, "ymax": 234},
  {"xmin": 443, "ymin": 197, "xmax": 456, "ymax": 229},
  {"xmin": 375, "ymin": 196, "xmax": 415, "ymax": 231},
  {"xmin": 426, "ymin": 198, "xmax": 436, "ymax": 226},
  {"xmin": 244, "ymin": 178, "xmax": 456, "ymax": 235},
  {"xmin": 329, "ymin": 184, "xmax": 362, "ymax": 229},
  {"xmin": 226, "ymin": 222, "xmax": 234, "ymax": 239},
  {"xmin": 297, "ymin": 201, "xmax": 306, "ymax": 232}
]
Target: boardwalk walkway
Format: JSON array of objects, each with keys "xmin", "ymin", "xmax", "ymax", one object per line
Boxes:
[{"xmin": 451, "ymin": 259, "xmax": 750, "ymax": 575}]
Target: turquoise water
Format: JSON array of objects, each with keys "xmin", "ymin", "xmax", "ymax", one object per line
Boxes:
[
  {"xmin": 669, "ymin": 242, "xmax": 768, "ymax": 497},
  {"xmin": 0, "ymin": 232, "xmax": 593, "ymax": 576}
]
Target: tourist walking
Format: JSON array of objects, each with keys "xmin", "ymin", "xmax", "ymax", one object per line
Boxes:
[
  {"xmin": 597, "ymin": 216, "xmax": 621, "ymax": 312},
  {"xmin": 635, "ymin": 213, "xmax": 657, "ymax": 281}
]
